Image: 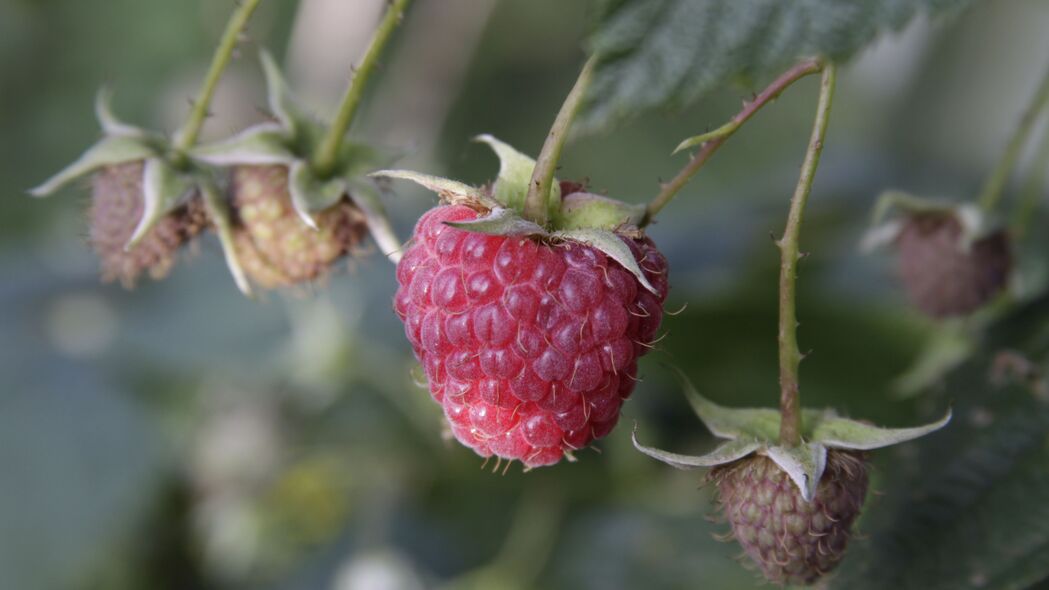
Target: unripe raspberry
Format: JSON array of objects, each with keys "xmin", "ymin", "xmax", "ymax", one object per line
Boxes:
[
  {"xmin": 896, "ymin": 211, "xmax": 1011, "ymax": 318},
  {"xmin": 394, "ymin": 205, "xmax": 668, "ymax": 468},
  {"xmin": 231, "ymin": 165, "xmax": 369, "ymax": 289},
  {"xmin": 89, "ymin": 162, "xmax": 207, "ymax": 288},
  {"xmin": 711, "ymin": 450, "xmax": 869, "ymax": 585}
]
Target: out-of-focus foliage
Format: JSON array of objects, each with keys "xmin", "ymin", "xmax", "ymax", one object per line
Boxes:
[
  {"xmin": 581, "ymin": 0, "xmax": 977, "ymax": 132},
  {"xmin": 3, "ymin": 1, "xmax": 1049, "ymax": 589}
]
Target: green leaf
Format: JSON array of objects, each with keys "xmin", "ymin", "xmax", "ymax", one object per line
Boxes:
[
  {"xmin": 370, "ymin": 169, "xmax": 498, "ymax": 209},
  {"xmin": 127, "ymin": 157, "xmax": 195, "ymax": 247},
  {"xmin": 199, "ymin": 178, "xmax": 252, "ymax": 296},
  {"xmin": 766, "ymin": 443, "xmax": 827, "ymax": 502},
  {"xmin": 289, "ymin": 160, "xmax": 346, "ymax": 229},
  {"xmin": 445, "ymin": 207, "xmax": 547, "ymax": 237},
  {"xmin": 811, "ymin": 410, "xmax": 951, "ymax": 451},
  {"xmin": 29, "ymin": 135, "xmax": 155, "ymax": 197},
  {"xmin": 552, "ymin": 228, "xmax": 658, "ymax": 294},
  {"xmin": 632, "ymin": 429, "xmax": 760, "ymax": 469},
  {"xmin": 191, "ymin": 123, "xmax": 295, "ymax": 166},
  {"xmin": 582, "ymin": 0, "xmax": 976, "ymax": 132},
  {"xmin": 348, "ymin": 180, "xmax": 403, "ymax": 263}
]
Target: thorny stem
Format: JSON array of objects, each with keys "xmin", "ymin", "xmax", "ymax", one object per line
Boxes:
[
  {"xmin": 313, "ymin": 0, "xmax": 412, "ymax": 178},
  {"xmin": 172, "ymin": 0, "xmax": 263, "ymax": 162},
  {"xmin": 523, "ymin": 55, "xmax": 597, "ymax": 226},
  {"xmin": 1011, "ymin": 121, "xmax": 1049, "ymax": 239},
  {"xmin": 777, "ymin": 63, "xmax": 835, "ymax": 447},
  {"xmin": 641, "ymin": 58, "xmax": 824, "ymax": 226},
  {"xmin": 977, "ymin": 62, "xmax": 1049, "ymax": 212}
]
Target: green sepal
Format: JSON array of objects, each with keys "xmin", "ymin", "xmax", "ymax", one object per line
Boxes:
[
  {"xmin": 128, "ymin": 157, "xmax": 196, "ymax": 248},
  {"xmin": 445, "ymin": 207, "xmax": 546, "ymax": 237},
  {"xmin": 632, "ymin": 428, "xmax": 760, "ymax": 469},
  {"xmin": 862, "ymin": 190, "xmax": 998, "ymax": 252},
  {"xmin": 260, "ymin": 50, "xmax": 308, "ymax": 136},
  {"xmin": 95, "ymin": 87, "xmax": 153, "ymax": 139},
  {"xmin": 370, "ymin": 169, "xmax": 499, "ymax": 210},
  {"xmin": 554, "ymin": 192, "xmax": 646, "ymax": 230},
  {"xmin": 766, "ymin": 443, "xmax": 827, "ymax": 502},
  {"xmin": 474, "ymin": 134, "xmax": 562, "ymax": 212},
  {"xmin": 551, "ymin": 228, "xmax": 658, "ymax": 295},
  {"xmin": 191, "ymin": 123, "xmax": 295, "ymax": 166},
  {"xmin": 349, "ymin": 180, "xmax": 403, "ymax": 263},
  {"xmin": 289, "ymin": 161, "xmax": 346, "ymax": 229},
  {"xmin": 199, "ymin": 178, "xmax": 252, "ymax": 296},
  {"xmin": 809, "ymin": 408, "xmax": 953, "ymax": 450},
  {"xmin": 29, "ymin": 135, "xmax": 156, "ymax": 197},
  {"xmin": 633, "ymin": 368, "xmax": 952, "ymax": 501}
]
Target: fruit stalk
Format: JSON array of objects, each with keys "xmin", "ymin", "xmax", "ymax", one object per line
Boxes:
[
  {"xmin": 522, "ymin": 55, "xmax": 597, "ymax": 226},
  {"xmin": 977, "ymin": 61, "xmax": 1049, "ymax": 212},
  {"xmin": 1011, "ymin": 117, "xmax": 1049, "ymax": 239},
  {"xmin": 313, "ymin": 0, "xmax": 413, "ymax": 177},
  {"xmin": 777, "ymin": 63, "xmax": 835, "ymax": 447},
  {"xmin": 641, "ymin": 58, "xmax": 823, "ymax": 226},
  {"xmin": 172, "ymin": 0, "xmax": 264, "ymax": 161}
]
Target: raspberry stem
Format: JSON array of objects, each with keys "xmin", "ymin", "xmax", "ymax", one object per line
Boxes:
[
  {"xmin": 523, "ymin": 55, "xmax": 597, "ymax": 226},
  {"xmin": 641, "ymin": 58, "xmax": 823, "ymax": 227},
  {"xmin": 172, "ymin": 0, "xmax": 263, "ymax": 163},
  {"xmin": 313, "ymin": 0, "xmax": 413, "ymax": 178},
  {"xmin": 1011, "ymin": 120, "xmax": 1049, "ymax": 239},
  {"xmin": 977, "ymin": 61, "xmax": 1049, "ymax": 213},
  {"xmin": 777, "ymin": 62, "xmax": 835, "ymax": 447}
]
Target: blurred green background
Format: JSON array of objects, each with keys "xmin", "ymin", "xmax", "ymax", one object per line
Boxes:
[{"xmin": 3, "ymin": 1, "xmax": 1049, "ymax": 589}]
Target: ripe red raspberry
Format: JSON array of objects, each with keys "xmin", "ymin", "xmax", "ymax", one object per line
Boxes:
[
  {"xmin": 896, "ymin": 211, "xmax": 1011, "ymax": 318},
  {"xmin": 394, "ymin": 205, "xmax": 669, "ymax": 468},
  {"xmin": 712, "ymin": 450, "xmax": 869, "ymax": 585}
]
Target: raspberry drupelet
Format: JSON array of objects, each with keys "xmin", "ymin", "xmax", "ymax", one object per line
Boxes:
[{"xmin": 394, "ymin": 205, "xmax": 668, "ymax": 468}]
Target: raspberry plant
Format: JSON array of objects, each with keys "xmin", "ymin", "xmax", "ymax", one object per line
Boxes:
[{"xmin": 18, "ymin": 0, "xmax": 1049, "ymax": 588}]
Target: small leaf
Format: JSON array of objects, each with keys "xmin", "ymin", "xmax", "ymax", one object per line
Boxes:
[
  {"xmin": 260, "ymin": 50, "xmax": 304, "ymax": 135},
  {"xmin": 766, "ymin": 443, "xmax": 827, "ymax": 503},
  {"xmin": 474, "ymin": 134, "xmax": 551, "ymax": 210},
  {"xmin": 632, "ymin": 427, "xmax": 759, "ymax": 469},
  {"xmin": 128, "ymin": 157, "xmax": 195, "ymax": 248},
  {"xmin": 554, "ymin": 228, "xmax": 658, "ymax": 294},
  {"xmin": 191, "ymin": 123, "xmax": 294, "ymax": 166},
  {"xmin": 811, "ymin": 409, "xmax": 952, "ymax": 451},
  {"xmin": 672, "ymin": 119, "xmax": 740, "ymax": 154},
  {"xmin": 95, "ymin": 87, "xmax": 149, "ymax": 138},
  {"xmin": 349, "ymin": 180, "xmax": 403, "ymax": 263},
  {"xmin": 370, "ymin": 169, "xmax": 499, "ymax": 209},
  {"xmin": 289, "ymin": 160, "xmax": 346, "ymax": 229},
  {"xmin": 554, "ymin": 192, "xmax": 646, "ymax": 230},
  {"xmin": 445, "ymin": 207, "xmax": 547, "ymax": 237},
  {"xmin": 199, "ymin": 178, "xmax": 252, "ymax": 296},
  {"xmin": 29, "ymin": 135, "xmax": 156, "ymax": 197}
]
